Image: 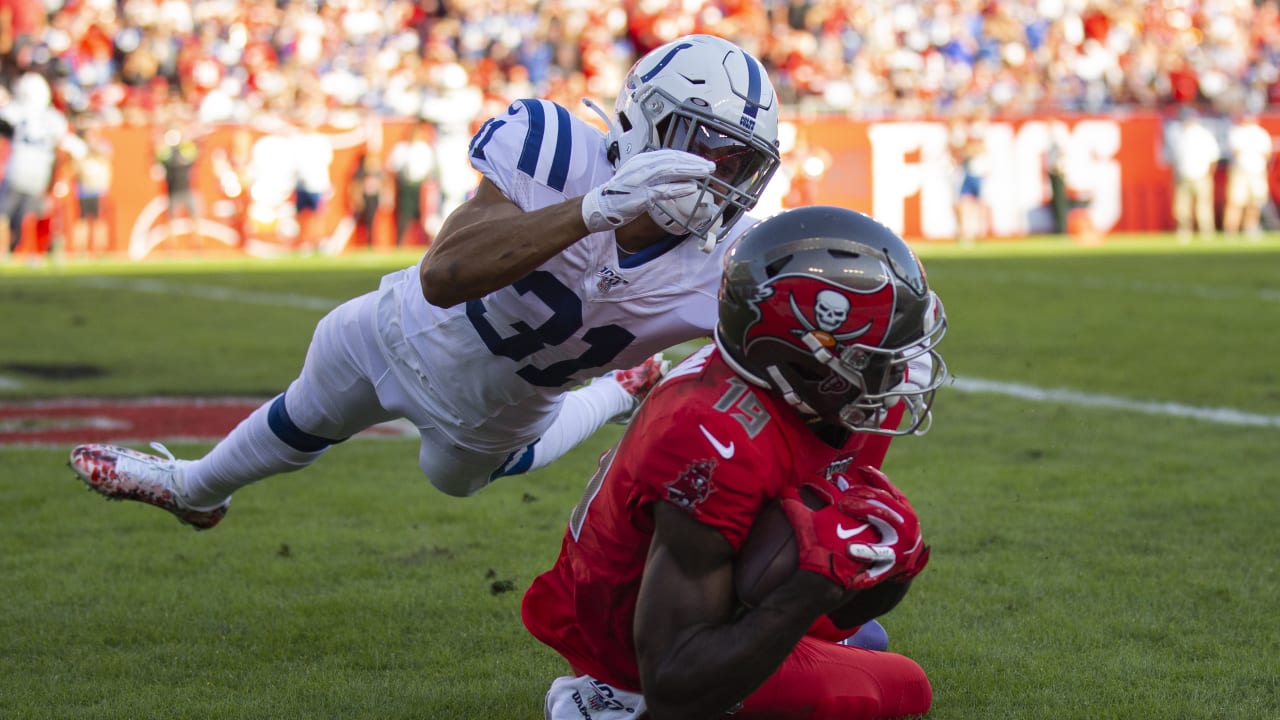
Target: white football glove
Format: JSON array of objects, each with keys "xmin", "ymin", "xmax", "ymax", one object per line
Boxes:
[{"xmin": 581, "ymin": 149, "xmax": 715, "ymax": 233}]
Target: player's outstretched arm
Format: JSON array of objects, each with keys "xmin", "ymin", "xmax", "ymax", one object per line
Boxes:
[
  {"xmin": 419, "ymin": 149, "xmax": 712, "ymax": 308},
  {"xmin": 419, "ymin": 177, "xmax": 590, "ymax": 308},
  {"xmin": 634, "ymin": 502, "xmax": 844, "ymax": 720}
]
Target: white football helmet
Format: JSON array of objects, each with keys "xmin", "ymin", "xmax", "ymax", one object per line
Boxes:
[{"xmin": 596, "ymin": 35, "xmax": 781, "ymax": 249}]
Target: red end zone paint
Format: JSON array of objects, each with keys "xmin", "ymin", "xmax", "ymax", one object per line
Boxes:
[{"xmin": 0, "ymin": 398, "xmax": 417, "ymax": 447}]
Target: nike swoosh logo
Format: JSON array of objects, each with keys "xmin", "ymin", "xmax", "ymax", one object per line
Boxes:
[
  {"xmin": 601, "ymin": 189, "xmax": 629, "ymax": 196},
  {"xmin": 699, "ymin": 424, "xmax": 734, "ymax": 459},
  {"xmin": 836, "ymin": 523, "xmax": 870, "ymax": 540}
]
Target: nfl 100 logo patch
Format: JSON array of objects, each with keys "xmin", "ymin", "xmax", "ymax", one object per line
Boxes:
[{"xmin": 595, "ymin": 266, "xmax": 629, "ymax": 294}]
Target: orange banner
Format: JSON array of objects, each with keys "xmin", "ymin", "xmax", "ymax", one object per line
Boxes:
[{"xmin": 5, "ymin": 112, "xmax": 1278, "ymax": 257}]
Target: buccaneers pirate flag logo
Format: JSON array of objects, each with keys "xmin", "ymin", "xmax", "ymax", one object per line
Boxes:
[{"xmin": 743, "ymin": 273, "xmax": 897, "ymax": 355}]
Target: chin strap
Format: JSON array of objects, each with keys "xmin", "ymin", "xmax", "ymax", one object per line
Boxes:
[
  {"xmin": 581, "ymin": 97, "xmax": 621, "ymax": 147},
  {"xmin": 766, "ymin": 365, "xmax": 818, "ymax": 417},
  {"xmin": 699, "ymin": 215, "xmax": 723, "ymax": 252}
]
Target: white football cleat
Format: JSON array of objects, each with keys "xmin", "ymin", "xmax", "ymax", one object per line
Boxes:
[{"xmin": 69, "ymin": 442, "xmax": 229, "ymax": 530}]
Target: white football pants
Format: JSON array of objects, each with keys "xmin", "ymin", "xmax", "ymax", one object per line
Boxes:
[{"xmin": 182, "ymin": 290, "xmax": 630, "ymax": 506}]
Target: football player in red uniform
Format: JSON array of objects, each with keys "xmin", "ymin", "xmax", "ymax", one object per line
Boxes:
[{"xmin": 523, "ymin": 205, "xmax": 948, "ymax": 720}]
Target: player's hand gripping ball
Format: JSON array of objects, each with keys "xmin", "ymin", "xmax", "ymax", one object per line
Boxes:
[
  {"xmin": 734, "ymin": 468, "xmax": 928, "ymax": 609},
  {"xmin": 733, "ymin": 485, "xmax": 880, "ymax": 608}
]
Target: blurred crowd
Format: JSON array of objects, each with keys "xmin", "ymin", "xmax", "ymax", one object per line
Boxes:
[
  {"xmin": 2, "ymin": 0, "xmax": 1278, "ymax": 259},
  {"xmin": 1, "ymin": 0, "xmax": 1278, "ymax": 130}
]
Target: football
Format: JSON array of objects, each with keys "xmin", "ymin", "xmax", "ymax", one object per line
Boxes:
[
  {"xmin": 737, "ymin": 486, "xmax": 885, "ymax": 604},
  {"xmin": 733, "ymin": 500, "xmax": 798, "ymax": 608},
  {"xmin": 733, "ymin": 486, "xmax": 881, "ymax": 609}
]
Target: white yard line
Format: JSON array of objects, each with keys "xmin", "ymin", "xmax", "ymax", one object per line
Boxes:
[
  {"xmin": 71, "ymin": 277, "xmax": 342, "ymax": 311},
  {"xmin": 950, "ymin": 377, "xmax": 1280, "ymax": 428},
  {"xmin": 972, "ymin": 270, "xmax": 1280, "ymax": 303},
  {"xmin": 51, "ymin": 282, "xmax": 1279, "ymax": 429}
]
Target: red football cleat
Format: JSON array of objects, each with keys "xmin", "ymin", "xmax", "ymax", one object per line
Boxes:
[
  {"xmin": 609, "ymin": 353, "xmax": 671, "ymax": 424},
  {"xmin": 69, "ymin": 443, "xmax": 229, "ymax": 530}
]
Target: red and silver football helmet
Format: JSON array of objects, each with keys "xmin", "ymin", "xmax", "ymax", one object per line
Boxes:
[{"xmin": 715, "ymin": 206, "xmax": 947, "ymax": 435}]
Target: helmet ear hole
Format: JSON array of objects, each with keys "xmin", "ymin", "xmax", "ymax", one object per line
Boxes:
[
  {"xmin": 764, "ymin": 257, "xmax": 791, "ymax": 278},
  {"xmin": 618, "ymin": 111, "xmax": 632, "ymax": 132}
]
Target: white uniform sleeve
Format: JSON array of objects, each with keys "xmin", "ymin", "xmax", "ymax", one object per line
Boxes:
[{"xmin": 467, "ymin": 98, "xmax": 610, "ymax": 211}]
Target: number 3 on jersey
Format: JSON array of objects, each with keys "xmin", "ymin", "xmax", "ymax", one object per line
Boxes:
[{"xmin": 466, "ymin": 270, "xmax": 635, "ymax": 387}]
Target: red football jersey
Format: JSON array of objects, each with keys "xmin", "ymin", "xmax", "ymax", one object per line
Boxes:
[{"xmin": 522, "ymin": 344, "xmax": 888, "ymax": 691}]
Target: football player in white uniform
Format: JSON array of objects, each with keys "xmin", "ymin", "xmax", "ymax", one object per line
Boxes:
[
  {"xmin": 68, "ymin": 34, "xmax": 785, "ymax": 530},
  {"xmin": 0, "ymin": 73, "xmax": 72, "ymax": 257}
]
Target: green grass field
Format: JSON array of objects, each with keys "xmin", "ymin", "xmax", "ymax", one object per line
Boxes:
[{"xmin": 2, "ymin": 234, "xmax": 1278, "ymax": 719}]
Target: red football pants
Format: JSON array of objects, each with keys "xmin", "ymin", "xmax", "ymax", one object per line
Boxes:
[{"xmin": 733, "ymin": 635, "xmax": 932, "ymax": 719}]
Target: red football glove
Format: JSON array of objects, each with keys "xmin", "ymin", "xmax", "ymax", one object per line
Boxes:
[
  {"xmin": 781, "ymin": 471, "xmax": 928, "ymax": 591},
  {"xmin": 778, "ymin": 482, "xmax": 882, "ymax": 591},
  {"xmin": 841, "ymin": 466, "xmax": 930, "ymax": 582}
]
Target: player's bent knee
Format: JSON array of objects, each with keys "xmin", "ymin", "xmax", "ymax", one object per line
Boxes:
[
  {"xmin": 812, "ymin": 671, "xmax": 931, "ymax": 720},
  {"xmin": 418, "ymin": 451, "xmax": 493, "ymax": 497},
  {"xmin": 866, "ymin": 654, "xmax": 932, "ymax": 718},
  {"xmin": 426, "ymin": 473, "xmax": 487, "ymax": 497}
]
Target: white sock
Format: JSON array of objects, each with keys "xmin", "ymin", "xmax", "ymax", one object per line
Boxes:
[
  {"xmin": 182, "ymin": 400, "xmax": 327, "ymax": 507},
  {"xmin": 524, "ymin": 375, "xmax": 631, "ymax": 473}
]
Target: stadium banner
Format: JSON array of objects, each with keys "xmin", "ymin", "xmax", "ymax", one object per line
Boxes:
[
  {"xmin": 7, "ymin": 112, "xmax": 1278, "ymax": 258},
  {"xmin": 81, "ymin": 118, "xmax": 439, "ymax": 259},
  {"xmin": 793, "ymin": 112, "xmax": 1272, "ymax": 239}
]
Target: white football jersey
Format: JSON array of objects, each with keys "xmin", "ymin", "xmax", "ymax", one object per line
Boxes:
[
  {"xmin": 374, "ymin": 98, "xmax": 758, "ymax": 453},
  {"xmin": 1, "ymin": 103, "xmax": 69, "ymax": 195}
]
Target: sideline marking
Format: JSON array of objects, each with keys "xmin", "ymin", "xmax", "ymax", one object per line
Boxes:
[
  {"xmin": 2, "ymin": 379, "xmax": 1276, "ymax": 449},
  {"xmin": 971, "ymin": 270, "xmax": 1280, "ymax": 304},
  {"xmin": 665, "ymin": 343, "xmax": 1278, "ymax": 429},
  {"xmin": 950, "ymin": 377, "xmax": 1280, "ymax": 428},
  {"xmin": 70, "ymin": 277, "xmax": 342, "ymax": 312}
]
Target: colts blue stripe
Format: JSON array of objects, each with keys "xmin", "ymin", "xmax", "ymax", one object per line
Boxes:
[
  {"xmin": 547, "ymin": 104, "xmax": 573, "ymax": 192},
  {"xmin": 266, "ymin": 393, "xmax": 341, "ymax": 453},
  {"xmin": 742, "ymin": 54, "xmax": 762, "ymax": 119},
  {"xmin": 517, "ymin": 99, "xmax": 544, "ymax": 178},
  {"xmin": 469, "ymin": 118, "xmax": 505, "ymax": 160},
  {"xmin": 639, "ymin": 42, "xmax": 693, "ymax": 83},
  {"xmin": 492, "ymin": 441, "xmax": 538, "ymax": 480}
]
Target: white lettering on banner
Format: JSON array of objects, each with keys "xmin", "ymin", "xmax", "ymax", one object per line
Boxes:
[
  {"xmin": 1010, "ymin": 119, "xmax": 1121, "ymax": 234},
  {"xmin": 1067, "ymin": 120, "xmax": 1121, "ymax": 233},
  {"xmin": 867, "ymin": 123, "xmax": 954, "ymax": 238},
  {"xmin": 1013, "ymin": 121, "xmax": 1057, "ymax": 232},
  {"xmin": 868, "ymin": 120, "xmax": 1121, "ymax": 238},
  {"xmin": 984, "ymin": 122, "xmax": 1019, "ymax": 235}
]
